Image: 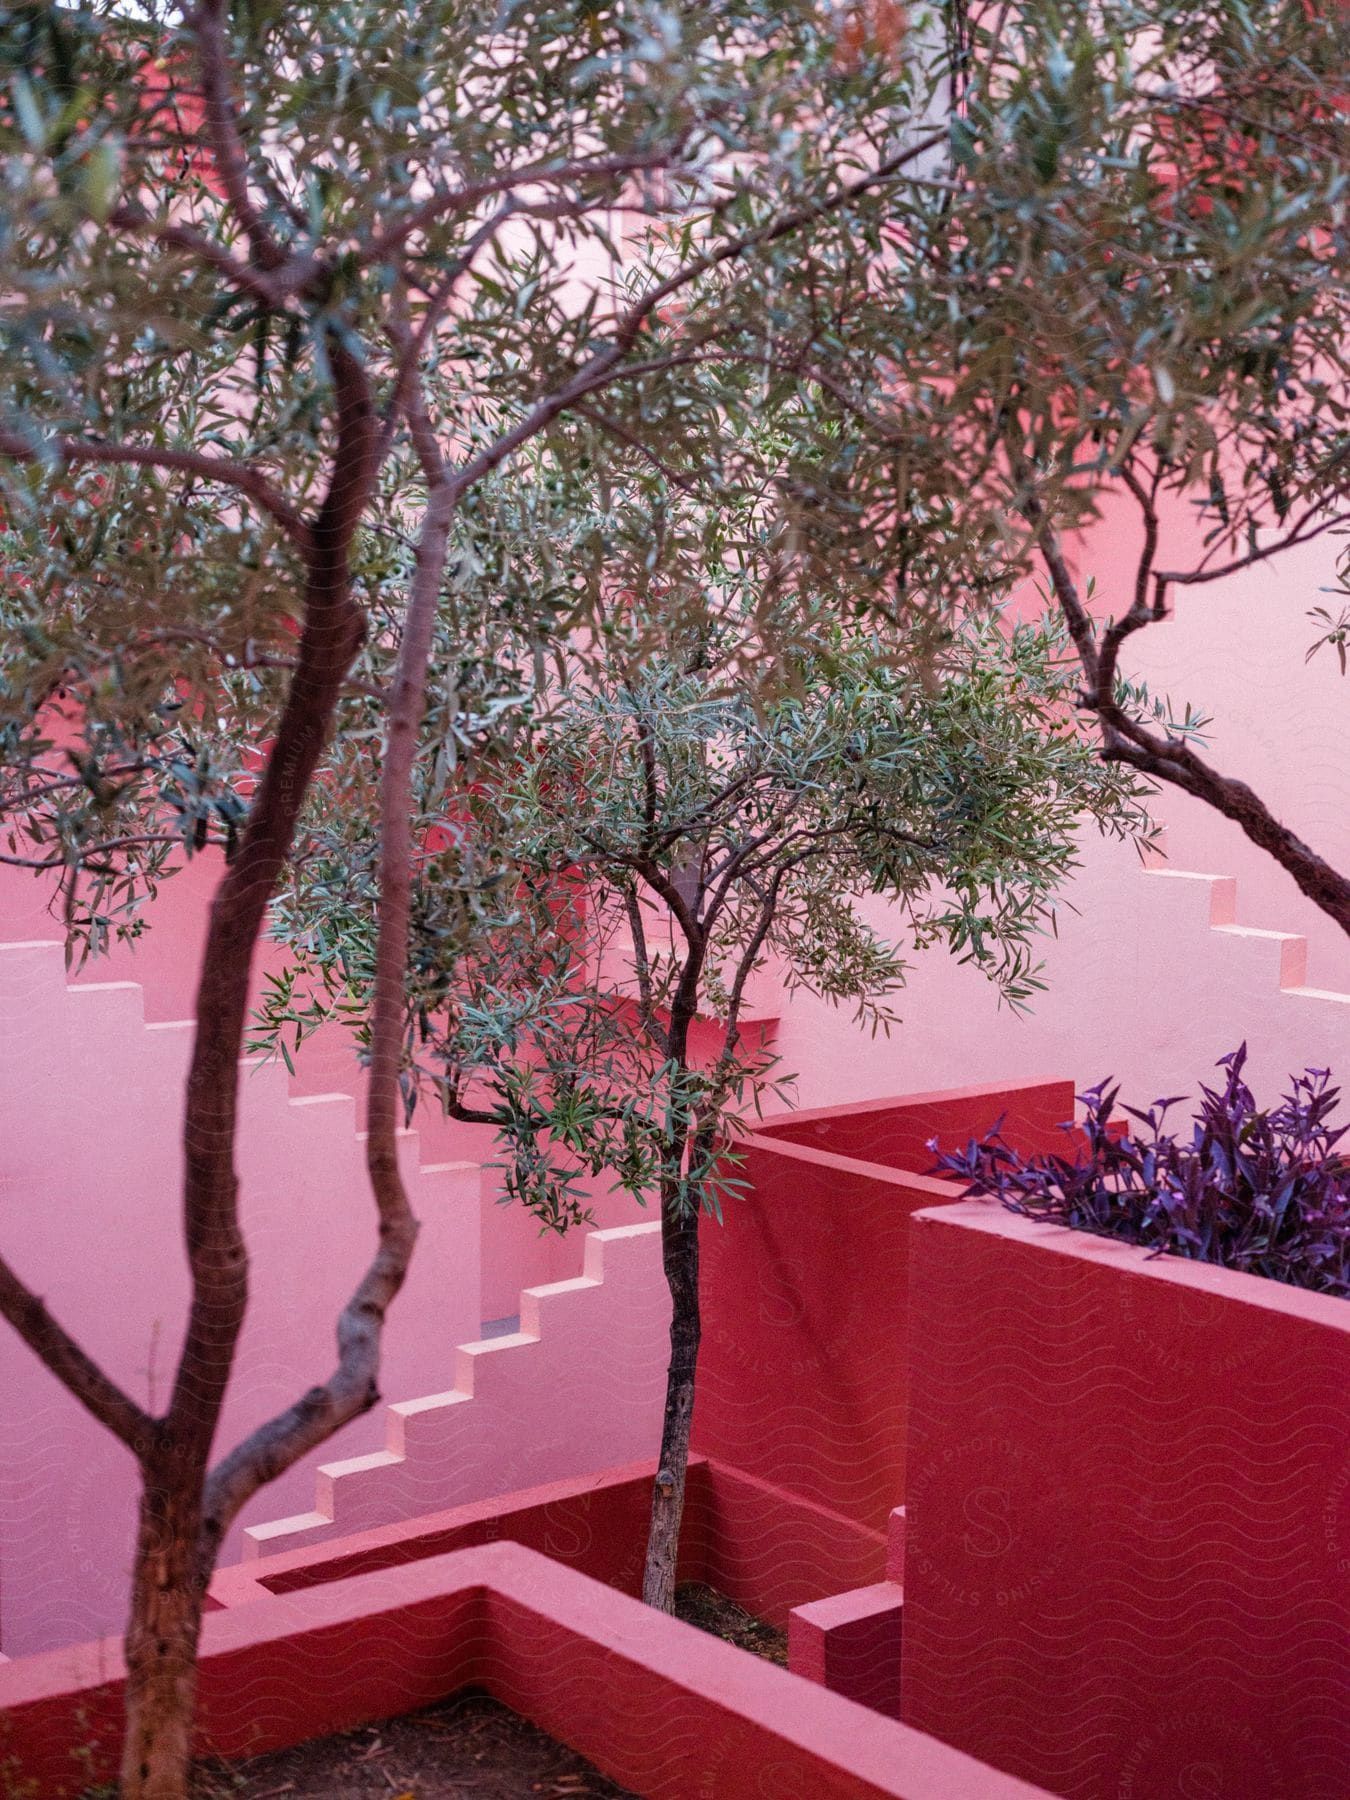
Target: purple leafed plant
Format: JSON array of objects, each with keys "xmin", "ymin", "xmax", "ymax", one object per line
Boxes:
[{"xmin": 932, "ymin": 1046, "xmax": 1350, "ymax": 1298}]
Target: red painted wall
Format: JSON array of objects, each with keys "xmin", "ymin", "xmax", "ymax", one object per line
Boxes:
[
  {"xmin": 900, "ymin": 1202, "xmax": 1350, "ymax": 1800},
  {"xmin": 1, "ymin": 1541, "xmax": 1058, "ymax": 1800},
  {"xmin": 214, "ymin": 1457, "xmax": 884, "ymax": 1631},
  {"xmin": 756, "ymin": 1080, "xmax": 1076, "ymax": 1168},
  {"xmin": 693, "ymin": 1083, "xmax": 1075, "ymax": 1535}
]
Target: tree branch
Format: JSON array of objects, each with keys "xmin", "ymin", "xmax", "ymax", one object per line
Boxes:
[
  {"xmin": 0, "ymin": 429, "xmax": 306, "ymax": 543},
  {"xmin": 575, "ymin": 405, "xmax": 702, "ymax": 495},
  {"xmin": 166, "ymin": 339, "xmax": 375, "ymax": 1468},
  {"xmin": 192, "ymin": 0, "xmax": 286, "ymax": 273},
  {"xmin": 109, "ymin": 205, "xmax": 285, "ymax": 307},
  {"xmin": 702, "ymin": 800, "xmax": 805, "ymax": 925},
  {"xmin": 378, "ymin": 202, "xmax": 517, "ymax": 466},
  {"xmin": 589, "ymin": 129, "xmax": 949, "ymax": 362},
  {"xmin": 632, "ymin": 709, "xmax": 660, "ymax": 849},
  {"xmin": 0, "ymin": 832, "xmax": 222, "ymax": 873},
  {"xmin": 1098, "ymin": 703, "xmax": 1350, "ymax": 936},
  {"xmin": 1097, "ymin": 462, "xmax": 1163, "ymax": 702},
  {"xmin": 201, "ymin": 467, "xmax": 453, "ymax": 1545},
  {"xmin": 1156, "ymin": 506, "xmax": 1350, "ymax": 593},
  {"xmin": 362, "ymin": 147, "xmax": 685, "ymax": 266},
  {"xmin": 1024, "ymin": 500, "xmax": 1100, "ymax": 692},
  {"xmin": 442, "ymin": 1092, "xmax": 505, "ymax": 1127},
  {"xmin": 701, "ymin": 868, "xmax": 788, "ymax": 1106},
  {"xmin": 0, "ymin": 1255, "xmax": 154, "ymax": 1454},
  {"xmin": 621, "ymin": 882, "xmax": 664, "ymax": 1047},
  {"xmin": 1029, "ymin": 484, "xmax": 1350, "ymax": 938}
]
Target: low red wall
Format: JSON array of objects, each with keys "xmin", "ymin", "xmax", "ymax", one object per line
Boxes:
[
  {"xmin": 789, "ymin": 1580, "xmax": 905, "ymax": 1717},
  {"xmin": 694, "ymin": 1082, "xmax": 1073, "ymax": 1534},
  {"xmin": 214, "ymin": 1459, "xmax": 664, "ymax": 1605},
  {"xmin": 213, "ymin": 1457, "xmax": 885, "ymax": 1632},
  {"xmin": 901, "ymin": 1202, "xmax": 1350, "ymax": 1800},
  {"xmin": 755, "ymin": 1081, "xmax": 1075, "ymax": 1168},
  {"xmin": 0, "ymin": 1541, "xmax": 1058, "ymax": 1800}
]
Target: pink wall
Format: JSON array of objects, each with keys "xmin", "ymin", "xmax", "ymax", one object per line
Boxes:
[
  {"xmin": 900, "ymin": 1201, "xmax": 1350, "ymax": 1800},
  {"xmin": 0, "ymin": 926, "xmax": 681, "ymax": 1654},
  {"xmin": 0, "ymin": 852, "xmax": 590, "ymax": 1320},
  {"xmin": 244, "ymin": 1221, "xmax": 672, "ymax": 1561},
  {"xmin": 756, "ymin": 1082, "xmax": 1075, "ymax": 1168},
  {"xmin": 248, "ymin": 1081, "xmax": 1063, "ymax": 1615},
  {"xmin": 8, "ymin": 497, "xmax": 1346, "ymax": 1132},
  {"xmin": 765, "ymin": 825, "xmax": 1350, "ymax": 1127},
  {"xmin": 1085, "ymin": 495, "xmax": 1350, "ymax": 1000},
  {"xmin": 761, "ymin": 505, "xmax": 1350, "ymax": 1119},
  {"xmin": 215, "ymin": 1456, "xmax": 886, "ymax": 1633},
  {"xmin": 0, "ymin": 936, "xmax": 482, "ymax": 1656},
  {"xmin": 4, "ymin": 493, "xmax": 1349, "ymax": 1680}
]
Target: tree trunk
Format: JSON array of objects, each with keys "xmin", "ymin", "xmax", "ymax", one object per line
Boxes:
[
  {"xmin": 118, "ymin": 1466, "xmax": 209, "ymax": 1800},
  {"xmin": 642, "ymin": 1196, "xmax": 701, "ymax": 1612}
]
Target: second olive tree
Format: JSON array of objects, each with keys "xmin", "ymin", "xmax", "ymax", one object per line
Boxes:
[{"xmin": 259, "ymin": 570, "xmax": 1152, "ymax": 1609}]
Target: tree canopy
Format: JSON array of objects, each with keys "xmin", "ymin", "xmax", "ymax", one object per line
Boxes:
[{"xmin": 253, "ymin": 516, "xmax": 1153, "ymax": 1610}]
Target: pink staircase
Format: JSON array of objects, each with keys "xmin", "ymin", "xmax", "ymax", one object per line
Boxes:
[
  {"xmin": 244, "ymin": 1218, "xmax": 670, "ymax": 1558},
  {"xmin": 1140, "ymin": 842, "xmax": 1350, "ymax": 1012},
  {"xmin": 0, "ymin": 937, "xmax": 482, "ymax": 1656},
  {"xmin": 0, "ymin": 939, "xmax": 671, "ymax": 1653}
]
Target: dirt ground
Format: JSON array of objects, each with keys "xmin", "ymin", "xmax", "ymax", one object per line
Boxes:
[
  {"xmin": 673, "ymin": 1581, "xmax": 789, "ymax": 1665},
  {"xmin": 64, "ymin": 1586, "xmax": 786, "ymax": 1800},
  {"xmin": 189, "ymin": 1689, "xmax": 639, "ymax": 1800}
]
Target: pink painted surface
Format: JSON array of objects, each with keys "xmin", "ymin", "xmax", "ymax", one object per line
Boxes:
[
  {"xmin": 0, "ymin": 849, "xmax": 237, "ymax": 1025},
  {"xmin": 0, "ymin": 1540, "xmax": 1059, "ymax": 1800},
  {"xmin": 693, "ymin": 1134, "xmax": 936, "ymax": 1531},
  {"xmin": 0, "ymin": 935, "xmax": 484, "ymax": 1655},
  {"xmin": 0, "ymin": 892, "xmax": 740, "ymax": 1654},
  {"xmin": 12, "ymin": 499, "xmax": 1350, "ymax": 1133},
  {"xmin": 900, "ymin": 1201, "xmax": 1350, "ymax": 1800},
  {"xmin": 756, "ymin": 1081, "xmax": 1076, "ymax": 1167},
  {"xmin": 763, "ymin": 503, "xmax": 1350, "ymax": 1117},
  {"xmin": 1076, "ymin": 494, "xmax": 1350, "ymax": 1004},
  {"xmin": 789, "ymin": 1581, "xmax": 904, "ymax": 1718},
  {"xmin": 242, "ymin": 1220, "xmax": 672, "ymax": 1561},
  {"xmin": 215, "ymin": 1459, "xmax": 683, "ymax": 1609},
  {"xmin": 786, "ymin": 1494, "xmax": 907, "ymax": 1718},
  {"xmin": 0, "ymin": 916, "xmax": 658, "ymax": 1654},
  {"xmin": 694, "ymin": 1460, "xmax": 887, "ymax": 1628},
  {"xmin": 0, "ymin": 853, "xmax": 639, "ymax": 1320},
  {"xmin": 5, "ymin": 490, "xmax": 1350, "ymax": 1689}
]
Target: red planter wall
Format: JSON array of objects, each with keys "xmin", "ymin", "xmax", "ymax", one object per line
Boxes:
[
  {"xmin": 212, "ymin": 1456, "xmax": 886, "ymax": 1632},
  {"xmin": 1, "ymin": 1540, "xmax": 1058, "ymax": 1800},
  {"xmin": 755, "ymin": 1081, "xmax": 1075, "ymax": 1170},
  {"xmin": 692, "ymin": 1083, "xmax": 1074, "ymax": 1534},
  {"xmin": 900, "ymin": 1201, "xmax": 1350, "ymax": 1800}
]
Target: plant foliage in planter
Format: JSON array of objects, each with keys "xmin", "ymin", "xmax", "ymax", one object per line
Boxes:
[{"xmin": 934, "ymin": 1047, "xmax": 1350, "ymax": 1298}]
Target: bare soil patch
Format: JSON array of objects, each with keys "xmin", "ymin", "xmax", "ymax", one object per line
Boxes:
[
  {"xmin": 63, "ymin": 1588, "xmax": 783, "ymax": 1800},
  {"xmin": 188, "ymin": 1688, "xmax": 638, "ymax": 1799},
  {"xmin": 673, "ymin": 1581, "xmax": 789, "ymax": 1665}
]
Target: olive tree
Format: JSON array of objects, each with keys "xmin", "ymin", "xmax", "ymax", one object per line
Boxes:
[
  {"xmin": 770, "ymin": 0, "xmax": 1350, "ymax": 931},
  {"xmin": 257, "ymin": 561, "xmax": 1153, "ymax": 1611},
  {"xmin": 0, "ymin": 4, "xmax": 947, "ymax": 1791}
]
